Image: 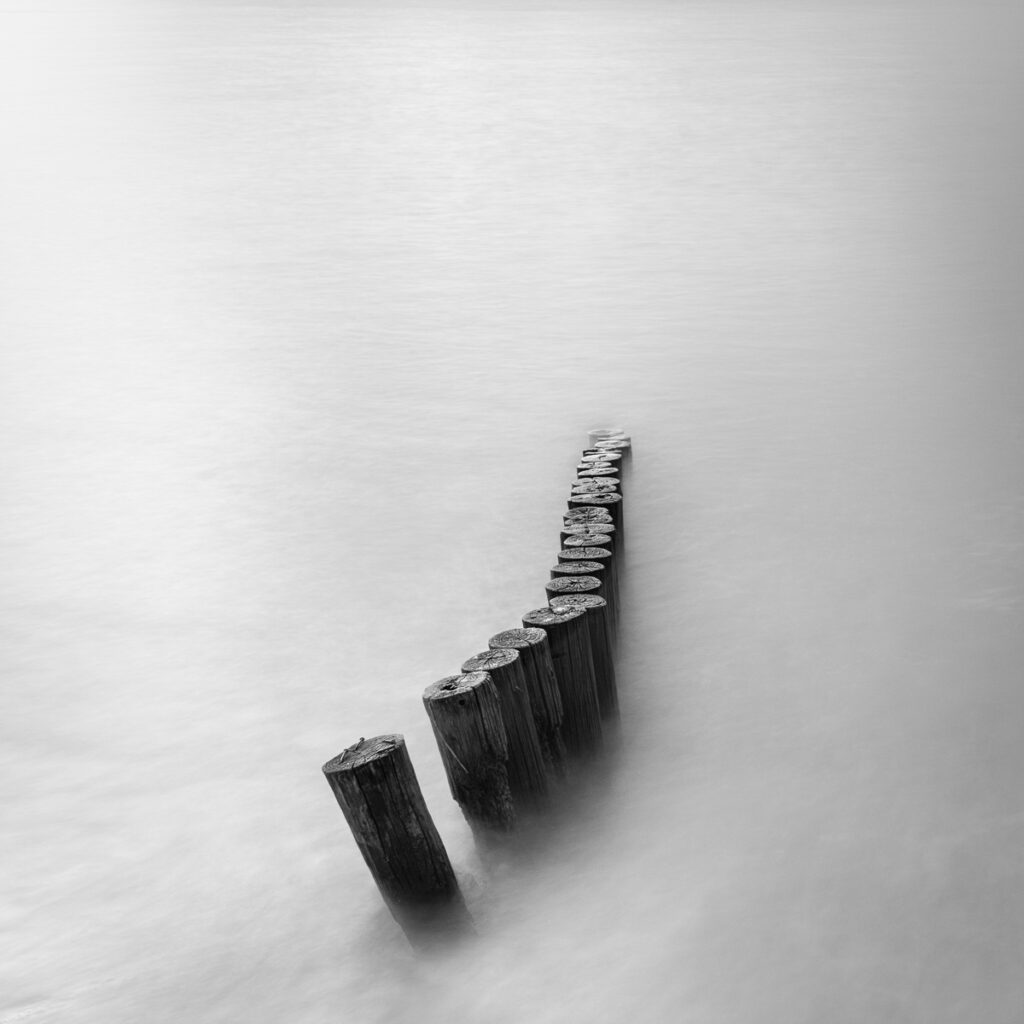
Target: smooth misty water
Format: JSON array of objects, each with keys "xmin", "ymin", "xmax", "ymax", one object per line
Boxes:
[{"xmin": 2, "ymin": 3, "xmax": 1023, "ymax": 1022}]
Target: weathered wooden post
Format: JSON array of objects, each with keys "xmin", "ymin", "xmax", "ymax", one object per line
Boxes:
[
  {"xmin": 577, "ymin": 465, "xmax": 619, "ymax": 479},
  {"xmin": 550, "ymin": 558, "xmax": 607, "ymax": 585},
  {"xmin": 557, "ymin": 544, "xmax": 619, "ymax": 633},
  {"xmin": 549, "ymin": 559, "xmax": 615, "ymax": 625},
  {"xmin": 545, "ymin": 573, "xmax": 603, "ymax": 604},
  {"xmin": 587, "ymin": 427, "xmax": 626, "ymax": 446},
  {"xmin": 563, "ymin": 506, "xmax": 613, "ymax": 528},
  {"xmin": 579, "ymin": 451, "xmax": 623, "ymax": 474},
  {"xmin": 576, "ymin": 460, "xmax": 614, "ymax": 476},
  {"xmin": 322, "ymin": 735, "xmax": 466, "ymax": 941},
  {"xmin": 488, "ymin": 627, "xmax": 566, "ymax": 774},
  {"xmin": 567, "ymin": 492, "xmax": 624, "ymax": 543},
  {"xmin": 561, "ymin": 519, "xmax": 616, "ymax": 539},
  {"xmin": 461, "ymin": 648, "xmax": 549, "ymax": 807},
  {"xmin": 560, "ymin": 523, "xmax": 618, "ymax": 556},
  {"xmin": 422, "ymin": 671, "xmax": 515, "ymax": 832},
  {"xmin": 592, "ymin": 438, "xmax": 631, "ymax": 460},
  {"xmin": 562, "ymin": 530, "xmax": 613, "ymax": 551},
  {"xmin": 562, "ymin": 531, "xmax": 617, "ymax": 580},
  {"xmin": 571, "ymin": 479, "xmax": 621, "ymax": 495},
  {"xmin": 549, "ymin": 593, "xmax": 619, "ymax": 719},
  {"xmin": 522, "ymin": 605, "xmax": 602, "ymax": 756}
]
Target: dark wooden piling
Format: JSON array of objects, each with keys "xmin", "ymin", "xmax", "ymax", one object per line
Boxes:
[
  {"xmin": 550, "ymin": 558, "xmax": 606, "ymax": 582},
  {"xmin": 560, "ymin": 523, "xmax": 618, "ymax": 555},
  {"xmin": 577, "ymin": 465, "xmax": 619, "ymax": 479},
  {"xmin": 567, "ymin": 492, "xmax": 624, "ymax": 542},
  {"xmin": 522, "ymin": 606, "xmax": 602, "ymax": 756},
  {"xmin": 322, "ymin": 735, "xmax": 465, "ymax": 939},
  {"xmin": 550, "ymin": 559, "xmax": 615, "ymax": 625},
  {"xmin": 571, "ymin": 479, "xmax": 620, "ymax": 495},
  {"xmin": 557, "ymin": 545, "xmax": 620, "ymax": 630},
  {"xmin": 549, "ymin": 594, "xmax": 618, "ymax": 719},
  {"xmin": 488, "ymin": 627, "xmax": 566, "ymax": 773},
  {"xmin": 564, "ymin": 506, "xmax": 613, "ymax": 528},
  {"xmin": 579, "ymin": 451, "xmax": 623, "ymax": 473},
  {"xmin": 587, "ymin": 427, "xmax": 625, "ymax": 446},
  {"xmin": 422, "ymin": 672, "xmax": 515, "ymax": 832},
  {"xmin": 562, "ymin": 530, "xmax": 614, "ymax": 555},
  {"xmin": 545, "ymin": 573, "xmax": 603, "ymax": 604},
  {"xmin": 461, "ymin": 648, "xmax": 549, "ymax": 806}
]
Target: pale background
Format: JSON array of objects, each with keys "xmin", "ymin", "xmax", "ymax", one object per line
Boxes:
[{"xmin": 2, "ymin": 2, "xmax": 1023, "ymax": 1021}]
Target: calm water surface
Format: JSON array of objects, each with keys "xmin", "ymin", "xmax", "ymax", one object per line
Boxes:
[{"xmin": 2, "ymin": 3, "xmax": 1023, "ymax": 1022}]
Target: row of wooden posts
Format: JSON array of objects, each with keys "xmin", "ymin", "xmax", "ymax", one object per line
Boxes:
[{"xmin": 321, "ymin": 428, "xmax": 632, "ymax": 941}]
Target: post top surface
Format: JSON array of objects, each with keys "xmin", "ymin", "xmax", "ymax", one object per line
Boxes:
[
  {"xmin": 563, "ymin": 533, "xmax": 612, "ymax": 548},
  {"xmin": 322, "ymin": 734, "xmax": 404, "ymax": 775},
  {"xmin": 559, "ymin": 546, "xmax": 612, "ymax": 559},
  {"xmin": 523, "ymin": 606, "xmax": 584, "ymax": 627},
  {"xmin": 423, "ymin": 671, "xmax": 491, "ymax": 701},
  {"xmin": 462, "ymin": 648, "xmax": 519, "ymax": 673},
  {"xmin": 569, "ymin": 493, "xmax": 622, "ymax": 506},
  {"xmin": 546, "ymin": 575, "xmax": 601, "ymax": 593},
  {"xmin": 488, "ymin": 627, "xmax": 547, "ymax": 650},
  {"xmin": 550, "ymin": 593, "xmax": 608, "ymax": 612}
]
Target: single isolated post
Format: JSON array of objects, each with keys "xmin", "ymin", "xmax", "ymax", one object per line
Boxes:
[
  {"xmin": 550, "ymin": 593, "xmax": 619, "ymax": 719},
  {"xmin": 322, "ymin": 735, "xmax": 465, "ymax": 940},
  {"xmin": 488, "ymin": 627, "xmax": 567, "ymax": 774},
  {"xmin": 461, "ymin": 649, "xmax": 549, "ymax": 807},
  {"xmin": 522, "ymin": 606, "xmax": 602, "ymax": 756},
  {"xmin": 422, "ymin": 671, "xmax": 515, "ymax": 832}
]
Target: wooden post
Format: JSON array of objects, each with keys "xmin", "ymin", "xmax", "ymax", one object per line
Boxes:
[
  {"xmin": 577, "ymin": 465, "xmax": 619, "ymax": 479},
  {"xmin": 522, "ymin": 606, "xmax": 602, "ymax": 756},
  {"xmin": 322, "ymin": 735, "xmax": 465, "ymax": 940},
  {"xmin": 560, "ymin": 523, "xmax": 618, "ymax": 555},
  {"xmin": 579, "ymin": 451, "xmax": 623, "ymax": 473},
  {"xmin": 571, "ymin": 479, "xmax": 621, "ymax": 495},
  {"xmin": 461, "ymin": 649, "xmax": 549, "ymax": 806},
  {"xmin": 488, "ymin": 627, "xmax": 566, "ymax": 774},
  {"xmin": 550, "ymin": 558, "xmax": 606, "ymax": 582},
  {"xmin": 422, "ymin": 672, "xmax": 515, "ymax": 832},
  {"xmin": 564, "ymin": 506, "xmax": 613, "ymax": 528},
  {"xmin": 545, "ymin": 574, "xmax": 602, "ymax": 604},
  {"xmin": 562, "ymin": 531, "xmax": 614, "ymax": 555},
  {"xmin": 550, "ymin": 593, "xmax": 619, "ymax": 719},
  {"xmin": 592, "ymin": 438, "xmax": 631, "ymax": 458},
  {"xmin": 576, "ymin": 460, "xmax": 614, "ymax": 475},
  {"xmin": 587, "ymin": 427, "xmax": 625, "ymax": 446},
  {"xmin": 557, "ymin": 545, "xmax": 619, "ymax": 631},
  {"xmin": 550, "ymin": 559, "xmax": 615, "ymax": 625},
  {"xmin": 567, "ymin": 493, "xmax": 624, "ymax": 542}
]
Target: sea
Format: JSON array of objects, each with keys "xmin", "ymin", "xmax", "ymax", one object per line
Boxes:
[{"xmin": 2, "ymin": 2, "xmax": 1023, "ymax": 1021}]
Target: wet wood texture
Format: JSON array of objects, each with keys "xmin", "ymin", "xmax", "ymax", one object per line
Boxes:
[{"xmin": 422, "ymin": 672, "xmax": 515, "ymax": 831}]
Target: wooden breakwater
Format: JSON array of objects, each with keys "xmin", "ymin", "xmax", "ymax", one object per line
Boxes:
[{"xmin": 321, "ymin": 427, "xmax": 631, "ymax": 942}]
